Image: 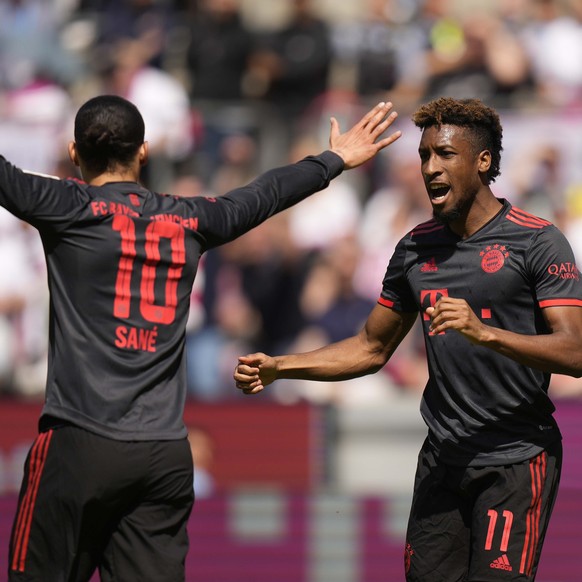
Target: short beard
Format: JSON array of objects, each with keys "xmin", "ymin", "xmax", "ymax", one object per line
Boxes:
[
  {"xmin": 432, "ymin": 192, "xmax": 475, "ymax": 224},
  {"xmin": 433, "ymin": 206, "xmax": 462, "ymax": 224}
]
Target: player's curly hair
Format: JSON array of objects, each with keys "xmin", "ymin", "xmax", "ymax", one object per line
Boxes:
[
  {"xmin": 74, "ymin": 95, "xmax": 145, "ymax": 174},
  {"xmin": 412, "ymin": 97, "xmax": 503, "ymax": 184}
]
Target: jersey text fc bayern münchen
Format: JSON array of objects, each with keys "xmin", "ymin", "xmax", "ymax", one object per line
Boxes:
[
  {"xmin": 379, "ymin": 200, "xmax": 582, "ymax": 466},
  {"xmin": 0, "ymin": 151, "xmax": 344, "ymax": 440}
]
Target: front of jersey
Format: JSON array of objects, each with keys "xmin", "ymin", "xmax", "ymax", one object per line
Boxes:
[
  {"xmin": 0, "ymin": 151, "xmax": 344, "ymax": 441},
  {"xmin": 380, "ymin": 200, "xmax": 582, "ymax": 466}
]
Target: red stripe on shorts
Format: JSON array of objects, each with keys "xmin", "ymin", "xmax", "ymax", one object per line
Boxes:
[
  {"xmin": 519, "ymin": 452, "xmax": 547, "ymax": 576},
  {"xmin": 11, "ymin": 430, "xmax": 53, "ymax": 573}
]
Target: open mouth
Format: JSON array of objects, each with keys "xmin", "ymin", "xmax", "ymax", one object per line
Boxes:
[{"xmin": 428, "ymin": 184, "xmax": 450, "ymax": 203}]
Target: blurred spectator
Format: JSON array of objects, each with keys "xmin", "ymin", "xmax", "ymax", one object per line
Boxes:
[
  {"xmin": 248, "ymin": 0, "xmax": 332, "ymax": 147},
  {"xmin": 88, "ymin": 0, "xmax": 174, "ymax": 69},
  {"xmin": 99, "ymin": 37, "xmax": 194, "ymax": 191},
  {"xmin": 188, "ymin": 425, "xmax": 216, "ymax": 499},
  {"xmin": 330, "ymin": 0, "xmax": 413, "ymax": 103},
  {"xmin": 300, "ymin": 237, "xmax": 375, "ymax": 344},
  {"xmin": 184, "ymin": 0, "xmax": 257, "ymax": 182},
  {"xmin": 411, "ymin": 0, "xmax": 531, "ymax": 107},
  {"xmin": 0, "ymin": 0, "xmax": 82, "ymax": 91},
  {"xmin": 285, "ymin": 133, "xmax": 363, "ymax": 252},
  {"xmin": 522, "ymin": 0, "xmax": 582, "ymax": 109},
  {"xmin": 186, "ymin": 0, "xmax": 253, "ymax": 102},
  {"xmin": 0, "ymin": 208, "xmax": 48, "ymax": 398},
  {"xmin": 507, "ymin": 143, "xmax": 567, "ymax": 228}
]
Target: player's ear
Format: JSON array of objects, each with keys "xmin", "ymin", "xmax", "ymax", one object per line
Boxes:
[
  {"xmin": 478, "ymin": 150, "xmax": 491, "ymax": 174},
  {"xmin": 138, "ymin": 142, "xmax": 149, "ymax": 167},
  {"xmin": 68, "ymin": 142, "xmax": 80, "ymax": 167}
]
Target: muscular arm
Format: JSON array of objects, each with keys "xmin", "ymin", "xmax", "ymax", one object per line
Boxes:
[
  {"xmin": 234, "ymin": 305, "xmax": 417, "ymax": 394},
  {"xmin": 427, "ymin": 298, "xmax": 582, "ymax": 377}
]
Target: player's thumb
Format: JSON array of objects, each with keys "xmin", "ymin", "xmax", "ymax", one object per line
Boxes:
[
  {"xmin": 329, "ymin": 117, "xmax": 339, "ymax": 142},
  {"xmin": 238, "ymin": 353, "xmax": 266, "ymax": 366}
]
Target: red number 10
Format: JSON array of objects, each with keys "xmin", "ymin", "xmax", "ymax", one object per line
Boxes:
[{"xmin": 112, "ymin": 215, "xmax": 186, "ymax": 325}]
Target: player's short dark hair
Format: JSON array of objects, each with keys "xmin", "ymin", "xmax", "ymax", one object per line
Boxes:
[
  {"xmin": 412, "ymin": 97, "xmax": 503, "ymax": 184},
  {"xmin": 74, "ymin": 95, "xmax": 145, "ymax": 174}
]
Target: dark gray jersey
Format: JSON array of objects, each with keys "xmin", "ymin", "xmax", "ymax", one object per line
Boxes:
[
  {"xmin": 0, "ymin": 151, "xmax": 344, "ymax": 440},
  {"xmin": 380, "ymin": 200, "xmax": 582, "ymax": 466}
]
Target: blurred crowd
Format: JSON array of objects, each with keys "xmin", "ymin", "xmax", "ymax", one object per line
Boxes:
[{"xmin": 1, "ymin": 0, "xmax": 582, "ymax": 404}]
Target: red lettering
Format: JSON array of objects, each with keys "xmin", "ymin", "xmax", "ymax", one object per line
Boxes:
[
  {"xmin": 114, "ymin": 325, "xmax": 158, "ymax": 353},
  {"xmin": 114, "ymin": 325, "xmax": 128, "ymax": 348},
  {"xmin": 150, "ymin": 214, "xmax": 199, "ymax": 231},
  {"xmin": 90, "ymin": 201, "xmax": 108, "ymax": 216}
]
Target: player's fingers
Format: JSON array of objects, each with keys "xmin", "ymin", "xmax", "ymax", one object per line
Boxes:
[
  {"xmin": 364, "ymin": 101, "xmax": 394, "ymax": 131},
  {"xmin": 373, "ymin": 130, "xmax": 402, "ymax": 152},
  {"xmin": 370, "ymin": 111, "xmax": 398, "ymax": 139},
  {"xmin": 358, "ymin": 101, "xmax": 390, "ymax": 130},
  {"xmin": 235, "ymin": 364, "xmax": 259, "ymax": 376},
  {"xmin": 329, "ymin": 116, "xmax": 339, "ymax": 141},
  {"xmin": 242, "ymin": 385, "xmax": 264, "ymax": 395}
]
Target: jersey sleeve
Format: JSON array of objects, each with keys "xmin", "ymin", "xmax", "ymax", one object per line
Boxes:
[
  {"xmin": 378, "ymin": 236, "xmax": 418, "ymax": 312},
  {"xmin": 527, "ymin": 225, "xmax": 582, "ymax": 308},
  {"xmin": 0, "ymin": 156, "xmax": 84, "ymax": 229},
  {"xmin": 190, "ymin": 151, "xmax": 344, "ymax": 249}
]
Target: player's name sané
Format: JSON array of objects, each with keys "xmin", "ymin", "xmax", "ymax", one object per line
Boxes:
[
  {"xmin": 115, "ymin": 324, "xmax": 158, "ymax": 353},
  {"xmin": 90, "ymin": 199, "xmax": 199, "ymax": 231}
]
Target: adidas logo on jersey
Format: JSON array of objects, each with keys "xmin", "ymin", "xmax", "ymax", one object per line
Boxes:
[
  {"xmin": 420, "ymin": 257, "xmax": 438, "ymax": 272},
  {"xmin": 490, "ymin": 554, "xmax": 512, "ymax": 571}
]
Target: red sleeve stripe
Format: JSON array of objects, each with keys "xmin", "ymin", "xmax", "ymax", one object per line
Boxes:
[
  {"xmin": 506, "ymin": 213, "xmax": 546, "ymax": 229},
  {"xmin": 11, "ymin": 430, "xmax": 53, "ymax": 573},
  {"xmin": 539, "ymin": 298, "xmax": 582, "ymax": 308},
  {"xmin": 511, "ymin": 207, "xmax": 551, "ymax": 226},
  {"xmin": 378, "ymin": 297, "xmax": 395, "ymax": 308},
  {"xmin": 519, "ymin": 452, "xmax": 547, "ymax": 576},
  {"xmin": 411, "ymin": 223, "xmax": 444, "ymax": 237}
]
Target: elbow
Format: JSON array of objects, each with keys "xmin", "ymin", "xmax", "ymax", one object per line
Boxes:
[
  {"xmin": 558, "ymin": 356, "xmax": 582, "ymax": 378},
  {"xmin": 364, "ymin": 350, "xmax": 392, "ymax": 376}
]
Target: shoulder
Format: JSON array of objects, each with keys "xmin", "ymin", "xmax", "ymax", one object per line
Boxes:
[
  {"xmin": 408, "ymin": 218, "xmax": 446, "ymax": 240},
  {"xmin": 504, "ymin": 205, "xmax": 553, "ymax": 231}
]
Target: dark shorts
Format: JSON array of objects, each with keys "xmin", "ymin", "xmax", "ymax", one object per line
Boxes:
[
  {"xmin": 8, "ymin": 423, "xmax": 194, "ymax": 582},
  {"xmin": 405, "ymin": 438, "xmax": 562, "ymax": 582}
]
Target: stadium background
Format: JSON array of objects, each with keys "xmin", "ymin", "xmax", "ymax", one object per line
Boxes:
[{"xmin": 1, "ymin": 0, "xmax": 582, "ymax": 580}]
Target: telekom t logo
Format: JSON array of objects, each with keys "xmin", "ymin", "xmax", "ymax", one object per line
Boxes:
[
  {"xmin": 420, "ymin": 289, "xmax": 449, "ymax": 321},
  {"xmin": 421, "ymin": 288, "xmax": 492, "ymax": 335}
]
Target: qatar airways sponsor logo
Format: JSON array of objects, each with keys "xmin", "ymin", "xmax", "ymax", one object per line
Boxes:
[{"xmin": 547, "ymin": 262, "xmax": 579, "ymax": 280}]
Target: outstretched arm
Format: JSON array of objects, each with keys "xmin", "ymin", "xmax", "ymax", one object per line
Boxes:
[
  {"xmin": 196, "ymin": 102, "xmax": 402, "ymax": 248},
  {"xmin": 427, "ymin": 298, "xmax": 582, "ymax": 376},
  {"xmin": 196, "ymin": 103, "xmax": 401, "ymax": 250},
  {"xmin": 233, "ymin": 305, "xmax": 418, "ymax": 395}
]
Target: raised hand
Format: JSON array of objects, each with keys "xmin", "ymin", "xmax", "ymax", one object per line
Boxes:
[{"xmin": 329, "ymin": 101, "xmax": 401, "ymax": 170}]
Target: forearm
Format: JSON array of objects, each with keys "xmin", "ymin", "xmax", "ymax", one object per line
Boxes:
[
  {"xmin": 273, "ymin": 334, "xmax": 389, "ymax": 382},
  {"xmin": 200, "ymin": 151, "xmax": 344, "ymax": 246},
  {"xmin": 478, "ymin": 326, "xmax": 582, "ymax": 377}
]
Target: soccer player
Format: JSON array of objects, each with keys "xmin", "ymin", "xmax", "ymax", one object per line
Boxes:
[
  {"xmin": 233, "ymin": 97, "xmax": 582, "ymax": 581},
  {"xmin": 4, "ymin": 95, "xmax": 401, "ymax": 582}
]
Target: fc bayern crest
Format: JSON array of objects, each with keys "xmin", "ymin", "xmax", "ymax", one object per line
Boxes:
[{"xmin": 480, "ymin": 244, "xmax": 509, "ymax": 273}]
